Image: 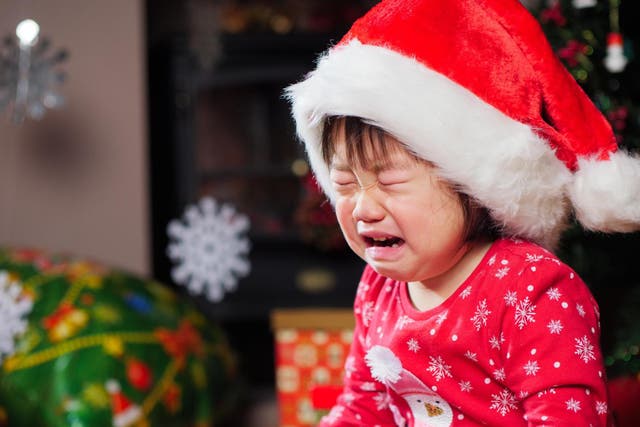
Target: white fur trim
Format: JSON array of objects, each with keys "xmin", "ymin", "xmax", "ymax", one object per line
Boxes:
[
  {"xmin": 569, "ymin": 150, "xmax": 640, "ymax": 232},
  {"xmin": 365, "ymin": 345, "xmax": 402, "ymax": 385},
  {"xmin": 287, "ymin": 40, "xmax": 571, "ymax": 249}
]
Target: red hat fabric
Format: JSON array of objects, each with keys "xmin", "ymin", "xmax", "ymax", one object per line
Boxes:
[{"xmin": 286, "ymin": 0, "xmax": 640, "ymax": 249}]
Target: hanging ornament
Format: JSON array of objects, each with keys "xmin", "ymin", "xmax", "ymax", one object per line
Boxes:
[
  {"xmin": 41, "ymin": 302, "xmax": 89, "ymax": 342},
  {"xmin": 0, "ymin": 271, "xmax": 33, "ymax": 361},
  {"xmin": 541, "ymin": 1, "xmax": 567, "ymax": 26},
  {"xmin": 604, "ymin": 0, "xmax": 627, "ymax": 73},
  {"xmin": 605, "ymin": 33, "xmax": 627, "ymax": 73},
  {"xmin": 105, "ymin": 380, "xmax": 144, "ymax": 427},
  {"xmin": 0, "ymin": 19, "xmax": 68, "ymax": 123},
  {"xmin": 126, "ymin": 358, "xmax": 153, "ymax": 391},
  {"xmin": 167, "ymin": 197, "xmax": 251, "ymax": 302},
  {"xmin": 573, "ymin": 0, "xmax": 597, "ymax": 8}
]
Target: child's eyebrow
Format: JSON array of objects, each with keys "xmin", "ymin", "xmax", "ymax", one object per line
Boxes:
[{"xmin": 329, "ymin": 161, "xmax": 353, "ymax": 172}]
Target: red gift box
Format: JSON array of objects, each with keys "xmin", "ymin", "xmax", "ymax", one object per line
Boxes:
[{"xmin": 271, "ymin": 309, "xmax": 354, "ymax": 427}]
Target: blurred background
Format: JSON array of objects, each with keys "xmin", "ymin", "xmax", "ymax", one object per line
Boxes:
[{"xmin": 0, "ymin": 0, "xmax": 639, "ymax": 426}]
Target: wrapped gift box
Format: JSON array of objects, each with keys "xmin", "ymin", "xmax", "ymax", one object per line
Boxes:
[{"xmin": 271, "ymin": 309, "xmax": 354, "ymax": 427}]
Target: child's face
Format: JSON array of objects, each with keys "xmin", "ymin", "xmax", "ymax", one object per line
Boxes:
[{"xmin": 329, "ymin": 133, "xmax": 470, "ymax": 285}]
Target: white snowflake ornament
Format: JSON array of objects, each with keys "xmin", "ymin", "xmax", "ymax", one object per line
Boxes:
[
  {"xmin": 0, "ymin": 271, "xmax": 33, "ymax": 361},
  {"xmin": 167, "ymin": 197, "xmax": 251, "ymax": 302}
]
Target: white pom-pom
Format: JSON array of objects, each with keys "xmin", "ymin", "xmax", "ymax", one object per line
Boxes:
[{"xmin": 365, "ymin": 345, "xmax": 403, "ymax": 385}]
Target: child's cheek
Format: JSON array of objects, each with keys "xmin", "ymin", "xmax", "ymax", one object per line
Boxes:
[{"xmin": 334, "ymin": 199, "xmax": 361, "ymax": 252}]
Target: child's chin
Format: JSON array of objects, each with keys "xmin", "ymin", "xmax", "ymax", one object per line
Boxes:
[{"xmin": 369, "ymin": 265, "xmax": 410, "ymax": 282}]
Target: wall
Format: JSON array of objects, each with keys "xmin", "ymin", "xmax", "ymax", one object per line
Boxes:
[{"xmin": 0, "ymin": 0, "xmax": 149, "ymax": 275}]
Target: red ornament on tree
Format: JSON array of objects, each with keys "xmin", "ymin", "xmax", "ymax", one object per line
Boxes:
[{"xmin": 126, "ymin": 358, "xmax": 153, "ymax": 391}]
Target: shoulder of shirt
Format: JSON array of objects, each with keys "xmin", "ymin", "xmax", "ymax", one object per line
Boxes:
[
  {"xmin": 489, "ymin": 238, "xmax": 593, "ymax": 299},
  {"xmin": 494, "ymin": 238, "xmax": 569, "ymax": 270},
  {"xmin": 477, "ymin": 238, "xmax": 584, "ymax": 293}
]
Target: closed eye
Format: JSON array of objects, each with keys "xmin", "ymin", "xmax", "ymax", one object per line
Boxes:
[
  {"xmin": 330, "ymin": 170, "xmax": 358, "ymax": 188},
  {"xmin": 377, "ymin": 170, "xmax": 412, "ymax": 187}
]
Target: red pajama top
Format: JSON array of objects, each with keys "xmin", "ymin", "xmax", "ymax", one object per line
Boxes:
[{"xmin": 319, "ymin": 238, "xmax": 612, "ymax": 427}]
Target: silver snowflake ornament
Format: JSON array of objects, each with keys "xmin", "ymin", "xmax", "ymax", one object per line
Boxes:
[
  {"xmin": 0, "ymin": 270, "xmax": 33, "ymax": 361},
  {"xmin": 167, "ymin": 197, "xmax": 251, "ymax": 302},
  {"xmin": 0, "ymin": 20, "xmax": 68, "ymax": 124}
]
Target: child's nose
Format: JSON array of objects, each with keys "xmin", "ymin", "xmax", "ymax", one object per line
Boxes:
[{"xmin": 352, "ymin": 186, "xmax": 384, "ymax": 222}]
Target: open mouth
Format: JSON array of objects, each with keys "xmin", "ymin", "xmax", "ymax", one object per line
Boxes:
[{"xmin": 364, "ymin": 236, "xmax": 404, "ymax": 248}]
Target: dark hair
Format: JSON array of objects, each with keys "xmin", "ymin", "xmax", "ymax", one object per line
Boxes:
[{"xmin": 321, "ymin": 116, "xmax": 501, "ymax": 243}]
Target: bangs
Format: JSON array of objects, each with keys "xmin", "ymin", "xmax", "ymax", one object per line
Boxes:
[{"xmin": 321, "ymin": 116, "xmax": 417, "ymax": 169}]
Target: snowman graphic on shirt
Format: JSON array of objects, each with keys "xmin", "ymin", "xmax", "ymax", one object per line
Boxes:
[{"xmin": 366, "ymin": 345, "xmax": 453, "ymax": 427}]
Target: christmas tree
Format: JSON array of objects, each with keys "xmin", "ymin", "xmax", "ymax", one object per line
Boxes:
[{"xmin": 528, "ymin": 0, "xmax": 640, "ymax": 396}]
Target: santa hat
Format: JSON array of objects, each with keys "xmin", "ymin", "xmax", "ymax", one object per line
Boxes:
[
  {"xmin": 365, "ymin": 345, "xmax": 433, "ymax": 397},
  {"xmin": 105, "ymin": 380, "xmax": 143, "ymax": 427},
  {"xmin": 286, "ymin": 0, "xmax": 640, "ymax": 249}
]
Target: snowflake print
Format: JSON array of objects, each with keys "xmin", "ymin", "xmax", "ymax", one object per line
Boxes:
[
  {"xmin": 395, "ymin": 314, "xmax": 414, "ymax": 330},
  {"xmin": 322, "ymin": 405, "xmax": 345, "ymax": 424},
  {"xmin": 490, "ymin": 389, "xmax": 518, "ymax": 416},
  {"xmin": 566, "ymin": 398, "xmax": 582, "ymax": 412},
  {"xmin": 407, "ymin": 338, "xmax": 421, "ymax": 353},
  {"xmin": 595, "ymin": 401, "xmax": 607, "ymax": 415},
  {"xmin": 526, "ymin": 253, "xmax": 543, "ymax": 262},
  {"xmin": 575, "ymin": 336, "xmax": 596, "ymax": 363},
  {"xmin": 471, "ymin": 299, "xmax": 492, "ymax": 331},
  {"xmin": 547, "ymin": 319, "xmax": 564, "ymax": 334},
  {"xmin": 459, "ymin": 380, "xmax": 473, "ymax": 392},
  {"xmin": 427, "ymin": 355, "xmax": 453, "ymax": 381},
  {"xmin": 547, "ymin": 287, "xmax": 562, "ymax": 301},
  {"xmin": 361, "ymin": 382, "xmax": 377, "ymax": 391},
  {"xmin": 362, "ymin": 301, "xmax": 375, "ymax": 327},
  {"xmin": 167, "ymin": 197, "xmax": 250, "ymax": 302},
  {"xmin": 495, "ymin": 267, "xmax": 510, "ymax": 279},
  {"xmin": 489, "ymin": 333, "xmax": 505, "ymax": 349},
  {"xmin": 435, "ymin": 311, "xmax": 448, "ymax": 325},
  {"xmin": 488, "ymin": 254, "xmax": 496, "ymax": 266},
  {"xmin": 514, "ymin": 297, "xmax": 536, "ymax": 329},
  {"xmin": 374, "ymin": 392, "xmax": 392, "ymax": 411},
  {"xmin": 523, "ymin": 360, "xmax": 540, "ymax": 376},
  {"xmin": 357, "ymin": 282, "xmax": 370, "ymax": 298},
  {"xmin": 460, "ymin": 286, "xmax": 472, "ymax": 299},
  {"xmin": 504, "ymin": 290, "xmax": 518, "ymax": 306},
  {"xmin": 493, "ymin": 368, "xmax": 506, "ymax": 381},
  {"xmin": 576, "ymin": 303, "xmax": 586, "ymax": 317},
  {"xmin": 464, "ymin": 350, "xmax": 478, "ymax": 362}
]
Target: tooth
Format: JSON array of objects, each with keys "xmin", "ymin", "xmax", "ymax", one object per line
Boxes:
[{"xmin": 392, "ymin": 243, "xmax": 398, "ymax": 248}]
